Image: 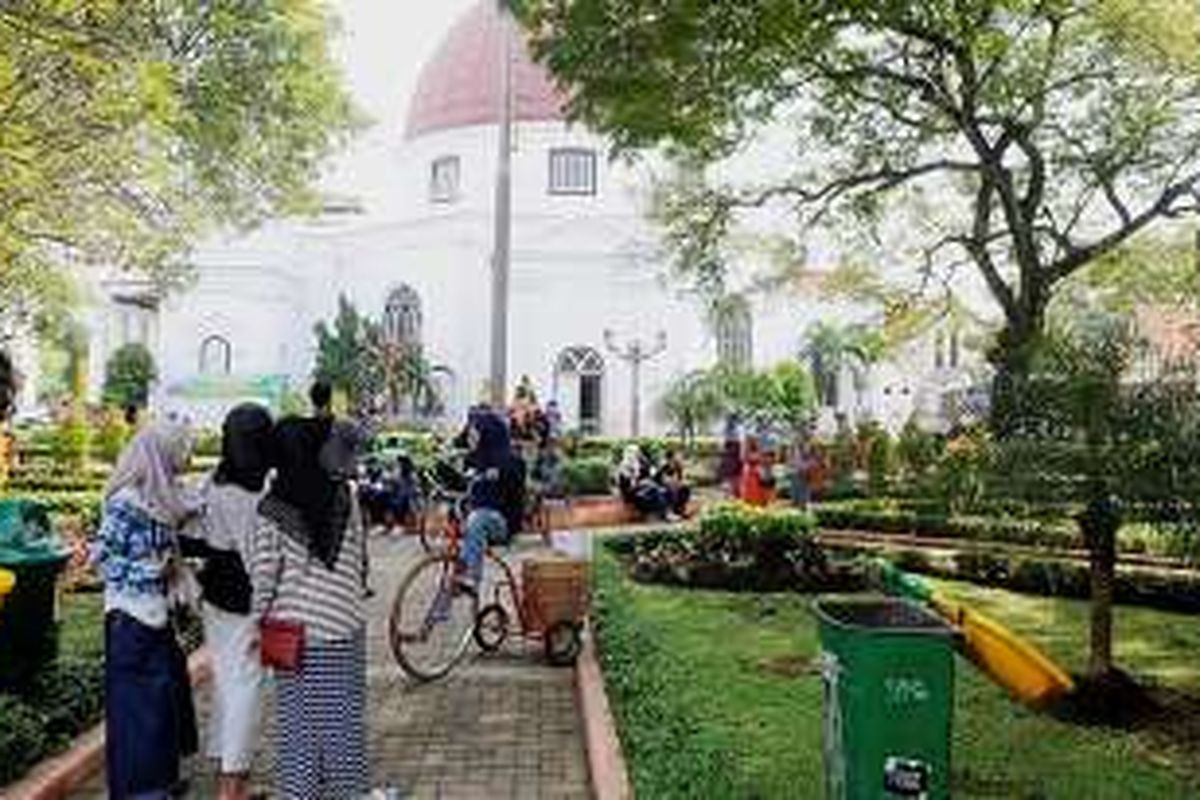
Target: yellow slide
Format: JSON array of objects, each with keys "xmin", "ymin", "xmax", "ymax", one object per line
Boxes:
[
  {"xmin": 931, "ymin": 595, "xmax": 1075, "ymax": 707},
  {"xmin": 876, "ymin": 561, "xmax": 1074, "ymax": 707},
  {"xmin": 0, "ymin": 567, "xmax": 13, "ymax": 615}
]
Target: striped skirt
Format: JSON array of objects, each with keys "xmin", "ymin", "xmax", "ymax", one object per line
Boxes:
[{"xmin": 274, "ymin": 629, "xmax": 369, "ymax": 799}]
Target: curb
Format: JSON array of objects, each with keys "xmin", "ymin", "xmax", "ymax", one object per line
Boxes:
[
  {"xmin": 4, "ymin": 648, "xmax": 212, "ymax": 800},
  {"xmin": 575, "ymin": 628, "xmax": 632, "ymax": 800}
]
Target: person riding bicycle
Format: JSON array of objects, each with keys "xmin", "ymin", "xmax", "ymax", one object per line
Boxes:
[{"xmin": 457, "ymin": 406, "xmax": 526, "ymax": 591}]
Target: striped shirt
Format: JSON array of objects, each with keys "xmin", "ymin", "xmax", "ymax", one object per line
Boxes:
[{"xmin": 251, "ymin": 498, "xmax": 368, "ymax": 642}]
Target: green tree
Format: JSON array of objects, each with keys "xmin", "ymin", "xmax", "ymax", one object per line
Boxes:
[
  {"xmin": 995, "ymin": 310, "xmax": 1200, "ymax": 679},
  {"xmin": 801, "ymin": 321, "xmax": 885, "ymax": 412},
  {"xmin": 766, "ymin": 361, "xmax": 818, "ymax": 439},
  {"xmin": 366, "ymin": 325, "xmax": 445, "ymax": 420},
  {"xmin": 522, "ymin": 1, "xmax": 1200, "ymax": 431},
  {"xmin": 0, "ymin": 2, "xmax": 357, "ymax": 327},
  {"xmin": 658, "ymin": 369, "xmax": 723, "ymax": 445},
  {"xmin": 103, "ymin": 343, "xmax": 157, "ymax": 410},
  {"xmin": 313, "ymin": 296, "xmax": 380, "ymax": 414}
]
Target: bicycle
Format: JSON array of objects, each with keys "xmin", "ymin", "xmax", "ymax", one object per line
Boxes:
[{"xmin": 388, "ymin": 496, "xmax": 586, "ymax": 682}]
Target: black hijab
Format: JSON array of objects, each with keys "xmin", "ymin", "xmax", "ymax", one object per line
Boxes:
[
  {"xmin": 214, "ymin": 403, "xmax": 274, "ymax": 493},
  {"xmin": 259, "ymin": 416, "xmax": 355, "ymax": 570}
]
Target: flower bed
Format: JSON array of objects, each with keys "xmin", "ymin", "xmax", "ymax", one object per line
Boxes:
[
  {"xmin": 814, "ymin": 498, "xmax": 1196, "ymax": 560},
  {"xmin": 612, "ymin": 503, "xmax": 865, "ymax": 593},
  {"xmin": 813, "ymin": 498, "xmax": 1081, "ymax": 550}
]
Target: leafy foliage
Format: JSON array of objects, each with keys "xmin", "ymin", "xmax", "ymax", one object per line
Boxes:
[
  {"xmin": 0, "ymin": 2, "xmax": 357, "ymax": 329},
  {"xmin": 102, "ymin": 343, "xmax": 157, "ymax": 410},
  {"xmin": 657, "ymin": 369, "xmax": 723, "ymax": 443},
  {"xmin": 313, "ymin": 295, "xmax": 444, "ymax": 419},
  {"xmin": 522, "ymin": 1, "xmax": 1200, "ymax": 397}
]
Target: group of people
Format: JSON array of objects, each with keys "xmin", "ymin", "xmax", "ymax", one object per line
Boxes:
[
  {"xmin": 614, "ymin": 445, "xmax": 692, "ymax": 521},
  {"xmin": 719, "ymin": 417, "xmax": 821, "ymax": 508},
  {"xmin": 96, "ymin": 382, "xmax": 372, "ymax": 799},
  {"xmin": 357, "ymin": 454, "xmax": 421, "ymax": 532}
]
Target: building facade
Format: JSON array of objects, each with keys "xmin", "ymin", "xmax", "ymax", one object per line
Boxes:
[{"xmin": 15, "ymin": 1, "xmax": 981, "ymax": 435}]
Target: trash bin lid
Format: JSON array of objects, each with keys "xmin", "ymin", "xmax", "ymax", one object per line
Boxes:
[
  {"xmin": 0, "ymin": 499, "xmax": 70, "ymax": 566},
  {"xmin": 814, "ymin": 596, "xmax": 955, "ymax": 635}
]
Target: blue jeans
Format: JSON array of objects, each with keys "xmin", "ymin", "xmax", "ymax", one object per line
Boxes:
[{"xmin": 460, "ymin": 508, "xmax": 509, "ymax": 584}]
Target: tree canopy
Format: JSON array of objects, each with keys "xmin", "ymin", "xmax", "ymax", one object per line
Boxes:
[
  {"xmin": 0, "ymin": 1, "xmax": 357, "ymax": 335},
  {"xmin": 313, "ymin": 295, "xmax": 444, "ymax": 419},
  {"xmin": 522, "ymin": 1, "xmax": 1200, "ymax": 400},
  {"xmin": 102, "ymin": 342, "xmax": 157, "ymax": 410}
]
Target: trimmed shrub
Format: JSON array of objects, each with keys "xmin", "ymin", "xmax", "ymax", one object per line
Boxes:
[
  {"xmin": 616, "ymin": 503, "xmax": 867, "ymax": 593},
  {"xmin": 561, "ymin": 457, "xmax": 612, "ymax": 496},
  {"xmin": 0, "ymin": 695, "xmax": 48, "ymax": 785},
  {"xmin": 24, "ymin": 659, "xmax": 104, "ymax": 747},
  {"xmin": 49, "ymin": 418, "xmax": 90, "ymax": 472}
]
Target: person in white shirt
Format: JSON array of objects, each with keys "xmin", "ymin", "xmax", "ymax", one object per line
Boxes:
[{"xmin": 181, "ymin": 404, "xmax": 274, "ymax": 800}]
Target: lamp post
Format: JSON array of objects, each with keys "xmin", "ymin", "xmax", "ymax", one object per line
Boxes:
[
  {"xmin": 605, "ymin": 329, "xmax": 667, "ymax": 438},
  {"xmin": 489, "ymin": 0, "xmax": 514, "ymax": 408}
]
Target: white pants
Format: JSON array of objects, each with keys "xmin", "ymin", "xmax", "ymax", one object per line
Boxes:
[{"xmin": 203, "ymin": 604, "xmax": 264, "ymax": 774}]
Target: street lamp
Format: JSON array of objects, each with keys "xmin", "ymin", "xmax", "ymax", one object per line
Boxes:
[{"xmin": 605, "ymin": 329, "xmax": 667, "ymax": 438}]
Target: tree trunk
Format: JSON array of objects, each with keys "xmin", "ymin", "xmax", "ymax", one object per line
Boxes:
[
  {"xmin": 988, "ymin": 310, "xmax": 1042, "ymax": 437},
  {"xmin": 1081, "ymin": 496, "xmax": 1120, "ymax": 678}
]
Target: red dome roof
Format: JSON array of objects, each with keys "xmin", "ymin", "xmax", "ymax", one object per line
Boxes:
[{"xmin": 405, "ymin": 2, "xmax": 568, "ymax": 140}]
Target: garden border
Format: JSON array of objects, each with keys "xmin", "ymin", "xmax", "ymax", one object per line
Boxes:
[
  {"xmin": 3, "ymin": 649, "xmax": 212, "ymax": 800},
  {"xmin": 576, "ymin": 624, "xmax": 632, "ymax": 800}
]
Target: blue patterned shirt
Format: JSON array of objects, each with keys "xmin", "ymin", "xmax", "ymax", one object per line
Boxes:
[{"xmin": 95, "ymin": 493, "xmax": 176, "ymax": 627}]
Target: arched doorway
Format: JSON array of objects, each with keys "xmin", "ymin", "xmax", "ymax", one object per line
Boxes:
[{"xmin": 554, "ymin": 346, "xmax": 604, "ymax": 435}]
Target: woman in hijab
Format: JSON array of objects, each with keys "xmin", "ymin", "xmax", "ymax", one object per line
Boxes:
[
  {"xmin": 615, "ymin": 444, "xmax": 668, "ymax": 519},
  {"xmin": 458, "ymin": 407, "xmax": 525, "ymax": 589},
  {"xmin": 180, "ymin": 404, "xmax": 273, "ymax": 800},
  {"xmin": 95, "ymin": 421, "xmax": 200, "ymax": 799},
  {"xmin": 251, "ymin": 417, "xmax": 369, "ymax": 799}
]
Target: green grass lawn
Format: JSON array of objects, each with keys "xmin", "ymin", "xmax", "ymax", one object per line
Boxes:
[{"xmin": 593, "ymin": 548, "xmax": 1200, "ymax": 799}]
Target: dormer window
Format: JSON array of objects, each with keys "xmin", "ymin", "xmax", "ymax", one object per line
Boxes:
[
  {"xmin": 548, "ymin": 148, "xmax": 597, "ymax": 196},
  {"xmin": 430, "ymin": 156, "xmax": 460, "ymax": 203}
]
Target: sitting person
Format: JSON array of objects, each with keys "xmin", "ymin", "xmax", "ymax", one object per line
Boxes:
[
  {"xmin": 615, "ymin": 445, "xmax": 670, "ymax": 520},
  {"xmin": 381, "ymin": 454, "xmax": 420, "ymax": 532},
  {"xmin": 357, "ymin": 463, "xmax": 388, "ymax": 527},
  {"xmin": 531, "ymin": 438, "xmax": 566, "ymax": 500},
  {"xmin": 458, "ymin": 408, "xmax": 526, "ymax": 590},
  {"xmin": 656, "ymin": 448, "xmax": 692, "ymax": 519}
]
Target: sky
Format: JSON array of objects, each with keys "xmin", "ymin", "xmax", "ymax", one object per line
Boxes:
[{"xmin": 322, "ymin": 0, "xmax": 479, "ymax": 200}]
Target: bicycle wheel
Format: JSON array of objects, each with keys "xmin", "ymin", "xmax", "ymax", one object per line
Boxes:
[{"xmin": 389, "ymin": 554, "xmax": 479, "ymax": 681}]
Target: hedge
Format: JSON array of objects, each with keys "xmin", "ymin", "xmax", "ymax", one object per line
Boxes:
[
  {"xmin": 561, "ymin": 457, "xmax": 612, "ymax": 496},
  {"xmin": 848, "ymin": 546, "xmax": 1200, "ymax": 615},
  {"xmin": 814, "ymin": 499, "xmax": 1081, "ymax": 551},
  {"xmin": 613, "ymin": 503, "xmax": 865, "ymax": 593}
]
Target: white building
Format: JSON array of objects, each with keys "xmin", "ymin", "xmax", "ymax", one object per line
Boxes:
[{"xmin": 17, "ymin": 1, "xmax": 981, "ymax": 434}]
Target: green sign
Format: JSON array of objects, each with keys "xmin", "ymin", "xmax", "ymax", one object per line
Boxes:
[{"xmin": 167, "ymin": 374, "xmax": 290, "ymax": 403}]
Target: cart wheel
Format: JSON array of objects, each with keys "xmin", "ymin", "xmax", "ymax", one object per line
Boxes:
[
  {"xmin": 474, "ymin": 603, "xmax": 510, "ymax": 653},
  {"xmin": 544, "ymin": 621, "xmax": 582, "ymax": 666}
]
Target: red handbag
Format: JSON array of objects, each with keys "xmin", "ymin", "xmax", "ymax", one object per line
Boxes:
[{"xmin": 260, "ymin": 617, "xmax": 305, "ymax": 671}]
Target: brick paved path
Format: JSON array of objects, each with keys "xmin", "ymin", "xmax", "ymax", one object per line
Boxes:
[{"xmin": 72, "ymin": 534, "xmax": 591, "ymax": 799}]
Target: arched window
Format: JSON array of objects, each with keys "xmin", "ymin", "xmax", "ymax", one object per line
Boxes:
[
  {"xmin": 554, "ymin": 346, "xmax": 605, "ymax": 435},
  {"xmin": 199, "ymin": 335, "xmax": 232, "ymax": 375},
  {"xmin": 383, "ymin": 285, "xmax": 422, "ymax": 346},
  {"xmin": 715, "ymin": 297, "xmax": 753, "ymax": 369}
]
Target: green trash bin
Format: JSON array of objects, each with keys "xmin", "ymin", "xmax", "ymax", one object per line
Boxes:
[
  {"xmin": 0, "ymin": 499, "xmax": 71, "ymax": 690},
  {"xmin": 814, "ymin": 596, "xmax": 957, "ymax": 800}
]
